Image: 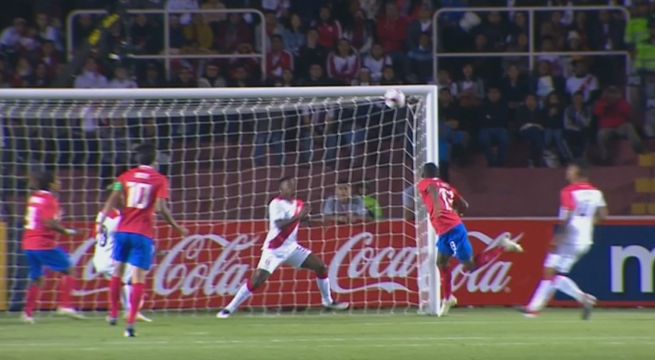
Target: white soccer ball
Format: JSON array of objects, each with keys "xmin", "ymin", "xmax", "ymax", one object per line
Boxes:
[{"xmin": 383, "ymin": 88, "xmax": 406, "ymax": 109}]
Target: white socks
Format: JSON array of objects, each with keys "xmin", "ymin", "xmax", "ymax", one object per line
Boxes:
[
  {"xmin": 122, "ymin": 284, "xmax": 131, "ymax": 311},
  {"xmin": 225, "ymin": 283, "xmax": 253, "ymax": 313},
  {"xmin": 527, "ymin": 280, "xmax": 556, "ymax": 312},
  {"xmin": 554, "ymin": 275, "xmax": 584, "ymax": 303},
  {"xmin": 316, "ymin": 277, "xmax": 333, "ymax": 305}
]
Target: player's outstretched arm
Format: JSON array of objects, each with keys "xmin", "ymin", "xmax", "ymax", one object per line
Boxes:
[
  {"xmin": 157, "ymin": 198, "xmax": 188, "ymax": 236},
  {"xmin": 46, "ymin": 219, "xmax": 86, "ymax": 237},
  {"xmin": 98, "ymin": 186, "xmax": 123, "ymax": 228},
  {"xmin": 454, "ymin": 194, "xmax": 469, "ymax": 215}
]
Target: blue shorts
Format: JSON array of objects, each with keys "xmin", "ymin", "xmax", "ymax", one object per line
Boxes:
[
  {"xmin": 437, "ymin": 224, "xmax": 474, "ymax": 263},
  {"xmin": 25, "ymin": 248, "xmax": 72, "ymax": 281},
  {"xmin": 113, "ymin": 232, "xmax": 155, "ymax": 271}
]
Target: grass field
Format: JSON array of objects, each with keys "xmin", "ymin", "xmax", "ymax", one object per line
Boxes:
[{"xmin": 1, "ymin": 309, "xmax": 654, "ymax": 360}]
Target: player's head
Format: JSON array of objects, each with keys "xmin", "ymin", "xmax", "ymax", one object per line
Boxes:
[
  {"xmin": 279, "ymin": 176, "xmax": 296, "ymax": 196},
  {"xmin": 422, "ymin": 163, "xmax": 439, "ymax": 179},
  {"xmin": 134, "ymin": 143, "xmax": 157, "ymax": 166},
  {"xmin": 566, "ymin": 159, "xmax": 590, "ymax": 183},
  {"xmin": 335, "ymin": 179, "xmax": 352, "ymax": 201},
  {"xmin": 30, "ymin": 169, "xmax": 59, "ymax": 192}
]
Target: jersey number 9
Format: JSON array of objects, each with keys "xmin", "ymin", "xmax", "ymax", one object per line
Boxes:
[{"xmin": 126, "ymin": 182, "xmax": 153, "ymax": 209}]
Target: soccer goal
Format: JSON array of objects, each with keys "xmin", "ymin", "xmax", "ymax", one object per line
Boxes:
[{"xmin": 0, "ymin": 86, "xmax": 440, "ymax": 315}]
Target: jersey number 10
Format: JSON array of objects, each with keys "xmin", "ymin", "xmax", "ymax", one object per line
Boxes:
[{"xmin": 126, "ymin": 182, "xmax": 153, "ymax": 209}]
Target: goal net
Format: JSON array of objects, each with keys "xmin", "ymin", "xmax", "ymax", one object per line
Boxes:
[{"xmin": 0, "ymin": 86, "xmax": 439, "ymax": 315}]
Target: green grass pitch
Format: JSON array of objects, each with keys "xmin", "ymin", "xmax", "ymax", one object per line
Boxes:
[{"xmin": 1, "ymin": 309, "xmax": 653, "ymax": 360}]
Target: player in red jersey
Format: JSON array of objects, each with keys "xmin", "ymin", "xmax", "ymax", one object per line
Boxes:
[
  {"xmin": 22, "ymin": 170, "xmax": 86, "ymax": 323},
  {"xmin": 417, "ymin": 163, "xmax": 523, "ymax": 315},
  {"xmin": 524, "ymin": 160, "xmax": 607, "ymax": 319},
  {"xmin": 99, "ymin": 144, "xmax": 187, "ymax": 337}
]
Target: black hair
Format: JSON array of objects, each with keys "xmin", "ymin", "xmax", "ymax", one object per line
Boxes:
[
  {"xmin": 32, "ymin": 169, "xmax": 55, "ymax": 191},
  {"xmin": 569, "ymin": 159, "xmax": 590, "ymax": 177},
  {"xmin": 337, "ymin": 178, "xmax": 350, "ymax": 185},
  {"xmin": 423, "ymin": 163, "xmax": 439, "ymax": 178},
  {"xmin": 279, "ymin": 176, "xmax": 294, "ymax": 185},
  {"xmin": 134, "ymin": 143, "xmax": 157, "ymax": 165},
  {"xmin": 271, "ymin": 34, "xmax": 283, "ymax": 42}
]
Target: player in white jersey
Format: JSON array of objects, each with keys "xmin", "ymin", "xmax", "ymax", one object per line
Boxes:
[
  {"xmin": 217, "ymin": 176, "xmax": 349, "ymax": 318},
  {"xmin": 93, "ymin": 210, "xmax": 152, "ymax": 323},
  {"xmin": 524, "ymin": 160, "xmax": 608, "ymax": 319}
]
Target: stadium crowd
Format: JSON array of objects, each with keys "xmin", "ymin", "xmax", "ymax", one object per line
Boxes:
[{"xmin": 0, "ymin": 0, "xmax": 654, "ymax": 169}]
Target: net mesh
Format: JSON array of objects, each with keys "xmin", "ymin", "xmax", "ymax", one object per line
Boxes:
[{"xmin": 0, "ymin": 90, "xmax": 435, "ymax": 314}]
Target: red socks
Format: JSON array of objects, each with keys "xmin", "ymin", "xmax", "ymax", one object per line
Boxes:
[
  {"xmin": 128, "ymin": 283, "xmax": 145, "ymax": 325},
  {"xmin": 474, "ymin": 247, "xmax": 504, "ymax": 269},
  {"xmin": 440, "ymin": 266, "xmax": 452, "ymax": 300},
  {"xmin": 109, "ymin": 276, "xmax": 122, "ymax": 319},
  {"xmin": 25, "ymin": 285, "xmax": 40, "ymax": 317},
  {"xmin": 59, "ymin": 276, "xmax": 75, "ymax": 309}
]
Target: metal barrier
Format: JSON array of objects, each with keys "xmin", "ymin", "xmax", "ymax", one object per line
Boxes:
[
  {"xmin": 66, "ymin": 9, "xmax": 266, "ymax": 81},
  {"xmin": 432, "ymin": 6, "xmax": 631, "ymax": 90}
]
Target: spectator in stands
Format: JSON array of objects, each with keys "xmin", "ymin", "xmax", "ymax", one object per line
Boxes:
[
  {"xmin": 407, "ymin": 33, "xmax": 433, "ymax": 84},
  {"xmin": 517, "ymin": 93, "xmax": 546, "ymax": 167},
  {"xmin": 376, "ymin": 2, "xmax": 409, "ymax": 66},
  {"xmin": 439, "ymin": 88, "xmax": 469, "ymax": 164},
  {"xmin": 262, "ymin": 0, "xmax": 290, "ymax": 18},
  {"xmin": 130, "ymin": 14, "xmax": 163, "ymax": 54},
  {"xmin": 537, "ymin": 37, "xmax": 564, "ymax": 75},
  {"xmin": 566, "ymin": 59, "xmax": 599, "ymax": 103},
  {"xmin": 35, "ymin": 13, "xmax": 61, "ymax": 50},
  {"xmin": 201, "ymin": 0, "xmax": 227, "ymax": 28},
  {"xmin": 259, "ymin": 11, "xmax": 285, "ymax": 52},
  {"xmin": 565, "ymin": 30, "xmax": 587, "ymax": 52},
  {"xmin": 625, "ymin": 1, "xmax": 651, "ymax": 46},
  {"xmin": 12, "ymin": 57, "xmax": 33, "ymax": 87},
  {"xmin": 227, "ymin": 65, "xmax": 255, "ymax": 87},
  {"xmin": 215, "ymin": 13, "xmax": 253, "ymax": 53},
  {"xmin": 32, "ymin": 63, "xmax": 50, "ymax": 88},
  {"xmin": 380, "ymin": 66, "xmax": 401, "ymax": 85},
  {"xmin": 532, "ymin": 60, "xmax": 566, "ymax": 102},
  {"xmin": 0, "ymin": 18, "xmax": 27, "ymax": 51},
  {"xmin": 589, "ymin": 10, "xmax": 625, "ymax": 51},
  {"xmin": 167, "ymin": 0, "xmax": 200, "ymax": 26},
  {"xmin": 170, "ymin": 65, "xmax": 198, "ymax": 87},
  {"xmin": 475, "ymin": 11, "xmax": 508, "ymax": 51},
  {"xmin": 282, "ymin": 13, "xmax": 306, "ymax": 56},
  {"xmin": 457, "ymin": 63, "xmax": 485, "ymax": 107},
  {"xmin": 407, "ymin": 5, "xmax": 433, "ymax": 52},
  {"xmin": 73, "ymin": 14, "xmax": 95, "ymax": 48},
  {"xmin": 228, "ymin": 42, "xmax": 261, "ymax": 80},
  {"xmin": 139, "ymin": 62, "xmax": 166, "ymax": 88},
  {"xmin": 362, "ymin": 43, "xmax": 392, "ymax": 84},
  {"xmin": 74, "ymin": 58, "xmax": 108, "ymax": 88},
  {"xmin": 323, "ymin": 180, "xmax": 370, "ymax": 224},
  {"xmin": 342, "ymin": 8, "xmax": 374, "ymax": 55},
  {"xmin": 169, "ymin": 15, "xmax": 188, "ymax": 52},
  {"xmin": 437, "ymin": 69, "xmax": 458, "ymax": 97},
  {"xmin": 543, "ymin": 92, "xmax": 572, "ymax": 166},
  {"xmin": 314, "ymin": 6, "xmax": 342, "ymax": 50},
  {"xmin": 594, "ymin": 86, "xmax": 645, "ymax": 163},
  {"xmin": 356, "ymin": 181, "xmax": 383, "ymax": 220},
  {"xmin": 564, "ymin": 91, "xmax": 592, "ymax": 160},
  {"xmin": 198, "ymin": 62, "xmax": 227, "ymax": 87},
  {"xmin": 300, "ymin": 63, "xmax": 331, "ymax": 86},
  {"xmin": 327, "ymin": 38, "xmax": 360, "ymax": 85},
  {"xmin": 478, "ymin": 86, "xmax": 510, "ymax": 167},
  {"xmin": 184, "ymin": 14, "xmax": 214, "ymax": 53},
  {"xmin": 267, "ymin": 35, "xmax": 294, "ymax": 81},
  {"xmin": 270, "ymin": 69, "xmax": 296, "ymax": 87},
  {"xmin": 39, "ymin": 40, "xmax": 60, "ymax": 79},
  {"xmin": 296, "ymin": 28, "xmax": 327, "ymax": 78},
  {"xmin": 634, "ymin": 18, "xmax": 655, "ymax": 73},
  {"xmin": 108, "ymin": 66, "xmax": 138, "ymax": 88},
  {"xmin": 351, "ymin": 67, "xmax": 373, "ymax": 86},
  {"xmin": 0, "ymin": 72, "xmax": 9, "ymax": 88},
  {"xmin": 540, "ymin": 11, "xmax": 568, "ymax": 51},
  {"xmin": 502, "ymin": 63, "xmax": 530, "ymax": 121},
  {"xmin": 507, "ymin": 12, "xmax": 528, "ymax": 46}
]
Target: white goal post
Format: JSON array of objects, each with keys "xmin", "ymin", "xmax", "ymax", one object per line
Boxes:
[{"xmin": 0, "ymin": 85, "xmax": 440, "ymax": 315}]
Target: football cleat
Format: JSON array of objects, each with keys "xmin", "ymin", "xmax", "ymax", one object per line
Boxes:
[
  {"xmin": 439, "ymin": 296, "xmax": 458, "ymax": 316},
  {"xmin": 56, "ymin": 307, "xmax": 86, "ymax": 319},
  {"xmin": 124, "ymin": 327, "xmax": 136, "ymax": 338},
  {"xmin": 216, "ymin": 309, "xmax": 232, "ymax": 319},
  {"xmin": 500, "ymin": 234, "xmax": 524, "ymax": 253},
  {"xmin": 124, "ymin": 312, "xmax": 153, "ymax": 323},
  {"xmin": 323, "ymin": 301, "xmax": 350, "ymax": 311},
  {"xmin": 21, "ymin": 313, "xmax": 35, "ymax": 324},
  {"xmin": 520, "ymin": 307, "xmax": 540, "ymax": 318},
  {"xmin": 106, "ymin": 315, "xmax": 117, "ymax": 326},
  {"xmin": 581, "ymin": 293, "xmax": 597, "ymax": 320}
]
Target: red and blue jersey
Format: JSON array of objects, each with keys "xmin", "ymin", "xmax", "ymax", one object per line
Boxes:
[
  {"xmin": 417, "ymin": 178, "xmax": 463, "ymax": 236},
  {"xmin": 116, "ymin": 165, "xmax": 169, "ymax": 239},
  {"xmin": 22, "ymin": 191, "xmax": 60, "ymax": 250}
]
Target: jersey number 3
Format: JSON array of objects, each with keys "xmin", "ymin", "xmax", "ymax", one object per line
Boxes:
[{"xmin": 126, "ymin": 182, "xmax": 153, "ymax": 209}]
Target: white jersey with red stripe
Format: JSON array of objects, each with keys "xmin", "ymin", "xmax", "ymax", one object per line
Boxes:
[
  {"xmin": 263, "ymin": 197, "xmax": 305, "ymax": 250},
  {"xmin": 559, "ymin": 182, "xmax": 606, "ymax": 245},
  {"xmin": 93, "ymin": 209, "xmax": 121, "ymax": 275}
]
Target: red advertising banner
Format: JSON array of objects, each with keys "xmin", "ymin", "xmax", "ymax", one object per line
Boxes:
[{"xmin": 33, "ymin": 219, "xmax": 653, "ymax": 310}]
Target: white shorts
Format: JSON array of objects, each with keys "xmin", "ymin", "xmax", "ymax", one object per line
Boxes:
[
  {"xmin": 93, "ymin": 254, "xmax": 133, "ymax": 283},
  {"xmin": 544, "ymin": 242, "xmax": 591, "ymax": 274},
  {"xmin": 257, "ymin": 244, "xmax": 312, "ymax": 274}
]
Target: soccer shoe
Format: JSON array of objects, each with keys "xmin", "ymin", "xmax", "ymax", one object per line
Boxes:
[
  {"xmin": 581, "ymin": 293, "xmax": 597, "ymax": 320},
  {"xmin": 323, "ymin": 301, "xmax": 350, "ymax": 311},
  {"xmin": 56, "ymin": 307, "xmax": 86, "ymax": 320},
  {"xmin": 499, "ymin": 234, "xmax": 524, "ymax": 253},
  {"xmin": 106, "ymin": 315, "xmax": 118, "ymax": 326},
  {"xmin": 21, "ymin": 313, "xmax": 35, "ymax": 324},
  {"xmin": 520, "ymin": 307, "xmax": 540, "ymax": 319},
  {"xmin": 124, "ymin": 327, "xmax": 136, "ymax": 338},
  {"xmin": 216, "ymin": 309, "xmax": 232, "ymax": 319},
  {"xmin": 439, "ymin": 296, "xmax": 458, "ymax": 316},
  {"xmin": 123, "ymin": 312, "xmax": 153, "ymax": 323}
]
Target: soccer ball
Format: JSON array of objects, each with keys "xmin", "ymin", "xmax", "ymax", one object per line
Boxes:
[{"xmin": 383, "ymin": 88, "xmax": 406, "ymax": 109}]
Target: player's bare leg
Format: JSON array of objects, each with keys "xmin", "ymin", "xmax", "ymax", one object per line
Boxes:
[
  {"xmin": 124, "ymin": 267, "xmax": 147, "ymax": 337},
  {"xmin": 55, "ymin": 270, "xmax": 85, "ymax": 319},
  {"xmin": 437, "ymin": 253, "xmax": 457, "ymax": 316},
  {"xmin": 109, "ymin": 262, "xmax": 127, "ymax": 325},
  {"xmin": 22, "ymin": 277, "xmax": 44, "ymax": 324},
  {"xmin": 217, "ymin": 269, "xmax": 271, "ymax": 318},
  {"xmin": 300, "ymin": 254, "xmax": 349, "ymax": 310}
]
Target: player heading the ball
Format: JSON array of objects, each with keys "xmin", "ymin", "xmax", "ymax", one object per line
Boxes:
[
  {"xmin": 22, "ymin": 169, "xmax": 87, "ymax": 323},
  {"xmin": 417, "ymin": 163, "xmax": 524, "ymax": 316},
  {"xmin": 524, "ymin": 160, "xmax": 608, "ymax": 320},
  {"xmin": 217, "ymin": 176, "xmax": 349, "ymax": 318},
  {"xmin": 99, "ymin": 143, "xmax": 188, "ymax": 337}
]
